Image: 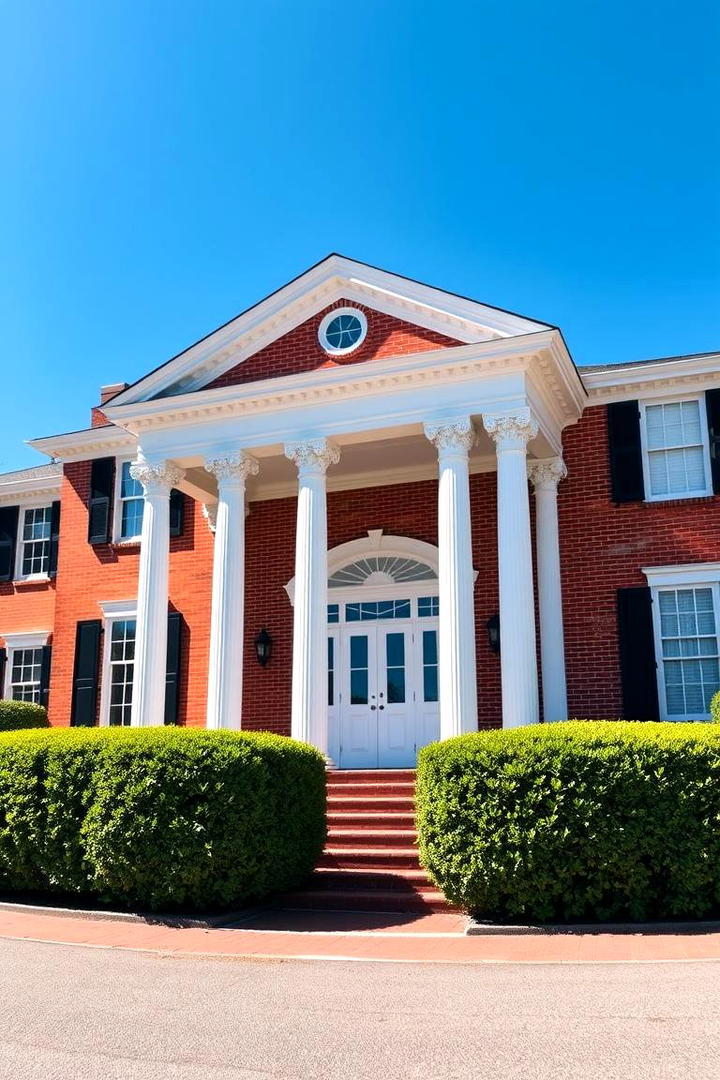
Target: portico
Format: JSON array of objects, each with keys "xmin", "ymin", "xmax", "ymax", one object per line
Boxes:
[{"xmin": 95, "ymin": 255, "xmax": 585, "ymax": 760}]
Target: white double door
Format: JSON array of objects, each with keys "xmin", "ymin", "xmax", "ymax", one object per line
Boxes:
[{"xmin": 328, "ymin": 618, "xmax": 440, "ymax": 769}]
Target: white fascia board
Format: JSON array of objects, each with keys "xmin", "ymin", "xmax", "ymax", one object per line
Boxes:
[
  {"xmin": 108, "ymin": 256, "xmax": 555, "ymax": 406},
  {"xmin": 642, "ymin": 562, "xmax": 720, "ymax": 588},
  {"xmin": 0, "ymin": 474, "xmax": 62, "ymax": 505},
  {"xmin": 582, "ymin": 354, "xmax": 720, "ymax": 404},
  {"xmin": 28, "ymin": 425, "xmax": 137, "ymax": 463}
]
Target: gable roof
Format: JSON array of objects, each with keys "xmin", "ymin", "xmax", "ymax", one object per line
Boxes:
[{"xmin": 107, "ymin": 254, "xmax": 557, "ymax": 407}]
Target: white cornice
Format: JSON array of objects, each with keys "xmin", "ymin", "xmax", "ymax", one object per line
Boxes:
[
  {"xmin": 103, "ymin": 330, "xmax": 585, "ymax": 439},
  {"xmin": 28, "ymin": 424, "xmax": 137, "ymax": 463},
  {"xmin": 581, "ymin": 353, "xmax": 720, "ymax": 403},
  {"xmin": 0, "ymin": 473, "xmax": 62, "ymax": 505},
  {"xmin": 108, "ymin": 255, "xmax": 553, "ymax": 405}
]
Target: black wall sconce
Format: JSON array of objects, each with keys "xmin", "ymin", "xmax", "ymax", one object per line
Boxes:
[
  {"xmin": 486, "ymin": 613, "xmax": 500, "ymax": 655},
  {"xmin": 254, "ymin": 628, "xmax": 273, "ymax": 667}
]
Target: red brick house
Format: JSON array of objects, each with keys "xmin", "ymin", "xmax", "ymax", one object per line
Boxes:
[{"xmin": 1, "ymin": 256, "xmax": 719, "ymax": 767}]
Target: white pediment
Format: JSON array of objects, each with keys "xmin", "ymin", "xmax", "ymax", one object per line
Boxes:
[{"xmin": 107, "ymin": 254, "xmax": 554, "ymax": 407}]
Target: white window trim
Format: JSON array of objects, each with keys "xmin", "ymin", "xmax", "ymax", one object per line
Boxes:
[
  {"xmin": 643, "ymin": 563, "xmax": 720, "ymax": 722},
  {"xmin": 639, "ymin": 394, "xmax": 713, "ymax": 503},
  {"xmin": 318, "ymin": 306, "xmax": 368, "ymax": 356},
  {"xmin": 14, "ymin": 503, "xmax": 53, "ymax": 583},
  {"xmin": 112, "ymin": 458, "xmax": 144, "ymax": 544},
  {"xmin": 1, "ymin": 631, "xmax": 50, "ymax": 700},
  {"xmin": 99, "ymin": 600, "xmax": 137, "ymax": 726}
]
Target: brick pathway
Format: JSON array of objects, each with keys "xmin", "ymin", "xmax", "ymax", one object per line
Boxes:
[{"xmin": 1, "ymin": 905, "xmax": 720, "ymax": 964}]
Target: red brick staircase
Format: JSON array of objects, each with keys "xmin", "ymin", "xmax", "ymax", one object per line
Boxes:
[{"xmin": 278, "ymin": 769, "xmax": 452, "ymax": 913}]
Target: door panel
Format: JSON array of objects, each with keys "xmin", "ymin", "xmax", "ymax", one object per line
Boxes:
[
  {"xmin": 377, "ymin": 625, "xmax": 416, "ymax": 768},
  {"xmin": 338, "ymin": 628, "xmax": 379, "ymax": 769}
]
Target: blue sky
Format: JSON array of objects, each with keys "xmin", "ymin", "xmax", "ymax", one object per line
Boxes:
[{"xmin": 1, "ymin": 0, "xmax": 718, "ymax": 470}]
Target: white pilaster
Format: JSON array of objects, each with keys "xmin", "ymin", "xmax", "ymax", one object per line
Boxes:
[
  {"xmin": 528, "ymin": 458, "xmax": 568, "ymax": 724},
  {"xmin": 205, "ymin": 453, "xmax": 259, "ymax": 730},
  {"xmin": 129, "ymin": 460, "xmax": 185, "ymax": 727},
  {"xmin": 483, "ymin": 410, "xmax": 539, "ymax": 728},
  {"xmin": 424, "ymin": 417, "xmax": 478, "ymax": 739},
  {"xmin": 284, "ymin": 438, "xmax": 340, "ymax": 754}
]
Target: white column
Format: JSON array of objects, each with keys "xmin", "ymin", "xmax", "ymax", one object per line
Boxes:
[
  {"xmin": 129, "ymin": 460, "xmax": 185, "ymax": 727},
  {"xmin": 482, "ymin": 410, "xmax": 539, "ymax": 728},
  {"xmin": 424, "ymin": 417, "xmax": 478, "ymax": 739},
  {"xmin": 284, "ymin": 438, "xmax": 340, "ymax": 754},
  {"xmin": 528, "ymin": 458, "xmax": 568, "ymax": 724},
  {"xmin": 205, "ymin": 453, "xmax": 259, "ymax": 730}
]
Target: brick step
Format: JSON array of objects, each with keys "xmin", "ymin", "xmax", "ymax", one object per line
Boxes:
[
  {"xmin": 278, "ymin": 885, "xmax": 451, "ymax": 911},
  {"xmin": 326, "ymin": 827, "xmax": 417, "ymax": 849},
  {"xmin": 327, "ymin": 770, "xmax": 416, "ymax": 785},
  {"xmin": 328, "ymin": 795, "xmax": 415, "ymax": 812},
  {"xmin": 320, "ymin": 847, "xmax": 421, "ymax": 870},
  {"xmin": 276, "ymin": 888, "xmax": 451, "ymax": 914},
  {"xmin": 327, "ymin": 813, "xmax": 416, "ymax": 831},
  {"xmin": 325, "ymin": 782, "xmax": 416, "ymax": 798},
  {"xmin": 313, "ymin": 866, "xmax": 430, "ymax": 889}
]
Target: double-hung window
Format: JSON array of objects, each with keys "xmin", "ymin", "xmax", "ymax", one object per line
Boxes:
[
  {"xmin": 640, "ymin": 397, "xmax": 712, "ymax": 500},
  {"xmin": 2, "ymin": 632, "xmax": 50, "ymax": 703},
  {"xmin": 116, "ymin": 461, "xmax": 144, "ymax": 541},
  {"xmin": 17, "ymin": 505, "xmax": 52, "ymax": 579},
  {"xmin": 99, "ymin": 602, "xmax": 137, "ymax": 726},
  {"xmin": 645, "ymin": 565, "xmax": 720, "ymax": 721}
]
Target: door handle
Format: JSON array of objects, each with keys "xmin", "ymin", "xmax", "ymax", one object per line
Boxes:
[
  {"xmin": 370, "ymin": 705, "xmax": 376, "ymax": 711},
  {"xmin": 378, "ymin": 705, "xmax": 385, "ymax": 711}
]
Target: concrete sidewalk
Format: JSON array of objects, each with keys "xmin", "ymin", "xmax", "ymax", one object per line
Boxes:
[{"xmin": 2, "ymin": 903, "xmax": 720, "ymax": 964}]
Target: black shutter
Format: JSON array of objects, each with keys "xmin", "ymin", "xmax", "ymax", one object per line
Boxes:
[
  {"xmin": 48, "ymin": 500, "xmax": 61, "ymax": 577},
  {"xmin": 705, "ymin": 389, "xmax": 720, "ymax": 495},
  {"xmin": 164, "ymin": 611, "xmax": 183, "ymax": 725},
  {"xmin": 88, "ymin": 457, "xmax": 115, "ymax": 545},
  {"xmin": 0, "ymin": 506, "xmax": 19, "ymax": 583},
  {"xmin": 0, "ymin": 648, "xmax": 6, "ymax": 698},
  {"xmin": 70, "ymin": 620, "xmax": 102, "ymax": 726},
  {"xmin": 617, "ymin": 587, "xmax": 659, "ymax": 721},
  {"xmin": 39, "ymin": 645, "xmax": 52, "ymax": 710},
  {"xmin": 607, "ymin": 401, "xmax": 645, "ymax": 503},
  {"xmin": 169, "ymin": 489, "xmax": 184, "ymax": 538}
]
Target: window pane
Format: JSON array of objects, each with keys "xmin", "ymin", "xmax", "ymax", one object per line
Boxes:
[
  {"xmin": 423, "ymin": 630, "xmax": 439, "ymax": 703},
  {"xmin": 349, "ymin": 634, "xmax": 369, "ymax": 705},
  {"xmin": 385, "ymin": 633, "xmax": 405, "ymax": 704}
]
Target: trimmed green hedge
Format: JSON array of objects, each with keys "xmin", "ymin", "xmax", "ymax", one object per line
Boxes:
[
  {"xmin": 0, "ymin": 701, "xmax": 49, "ymax": 731},
  {"xmin": 711, "ymin": 692, "xmax": 720, "ymax": 723},
  {"xmin": 0, "ymin": 727, "xmax": 326, "ymax": 910},
  {"xmin": 417, "ymin": 722, "xmax": 720, "ymax": 923}
]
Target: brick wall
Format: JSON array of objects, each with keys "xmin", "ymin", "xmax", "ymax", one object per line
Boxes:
[
  {"xmin": 560, "ymin": 403, "xmax": 720, "ymax": 718},
  {"xmin": 208, "ymin": 299, "xmax": 461, "ymax": 389}
]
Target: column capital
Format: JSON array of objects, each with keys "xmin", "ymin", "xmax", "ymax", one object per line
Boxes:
[
  {"xmin": 130, "ymin": 460, "xmax": 185, "ymax": 495},
  {"xmin": 284, "ymin": 438, "xmax": 340, "ymax": 474},
  {"xmin": 424, "ymin": 417, "xmax": 476, "ymax": 455},
  {"xmin": 205, "ymin": 451, "xmax": 259, "ymax": 485},
  {"xmin": 482, "ymin": 410, "xmax": 538, "ymax": 450},
  {"xmin": 202, "ymin": 503, "xmax": 218, "ymax": 533},
  {"xmin": 528, "ymin": 457, "xmax": 568, "ymax": 492}
]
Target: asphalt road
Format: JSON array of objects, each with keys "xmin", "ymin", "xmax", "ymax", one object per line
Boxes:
[{"xmin": 0, "ymin": 938, "xmax": 718, "ymax": 1079}]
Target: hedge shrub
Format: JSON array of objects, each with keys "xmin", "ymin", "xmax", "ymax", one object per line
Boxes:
[
  {"xmin": 417, "ymin": 722, "xmax": 720, "ymax": 923},
  {"xmin": 711, "ymin": 692, "xmax": 720, "ymax": 723},
  {"xmin": 0, "ymin": 727, "xmax": 326, "ymax": 910},
  {"xmin": 0, "ymin": 701, "xmax": 49, "ymax": 732}
]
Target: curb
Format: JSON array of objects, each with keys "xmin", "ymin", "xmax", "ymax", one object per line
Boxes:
[
  {"xmin": 466, "ymin": 916, "xmax": 720, "ymax": 936},
  {"xmin": 0, "ymin": 899, "xmax": 261, "ymax": 929}
]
